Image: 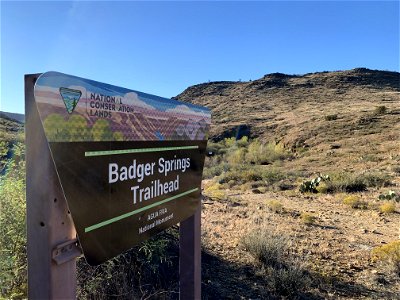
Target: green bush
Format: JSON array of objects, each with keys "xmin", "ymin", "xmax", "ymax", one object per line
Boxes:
[
  {"xmin": 300, "ymin": 213, "xmax": 317, "ymax": 225},
  {"xmin": 325, "ymin": 173, "xmax": 366, "ymax": 193},
  {"xmin": 206, "ymin": 141, "xmax": 227, "ymax": 156},
  {"xmin": 245, "ymin": 140, "xmax": 291, "ymax": 165},
  {"xmin": 374, "ymin": 105, "xmax": 387, "ymax": 115},
  {"xmin": 223, "ymin": 137, "xmax": 236, "ymax": 148},
  {"xmin": 203, "ymin": 182, "xmax": 227, "ymax": 200},
  {"xmin": 0, "ymin": 147, "xmax": 27, "ymax": 299},
  {"xmin": 77, "ymin": 229, "xmax": 179, "ymax": 298},
  {"xmin": 326, "ymin": 172, "xmax": 392, "ymax": 193},
  {"xmin": 0, "ymin": 140, "xmax": 9, "ymax": 157},
  {"xmin": 361, "ymin": 173, "xmax": 392, "ymax": 188},
  {"xmin": 203, "ymin": 162, "xmax": 231, "ymax": 179},
  {"xmin": 226, "ymin": 147, "xmax": 246, "ymax": 164},
  {"xmin": 324, "ymin": 114, "xmax": 338, "ymax": 121},
  {"xmin": 262, "ymin": 169, "xmax": 285, "ymax": 185},
  {"xmin": 217, "ymin": 165, "xmax": 284, "ymax": 187},
  {"xmin": 236, "ymin": 136, "xmax": 249, "ymax": 147}
]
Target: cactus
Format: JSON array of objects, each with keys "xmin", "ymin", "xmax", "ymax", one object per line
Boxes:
[
  {"xmin": 378, "ymin": 190, "xmax": 399, "ymax": 202},
  {"xmin": 299, "ymin": 174, "xmax": 330, "ymax": 193}
]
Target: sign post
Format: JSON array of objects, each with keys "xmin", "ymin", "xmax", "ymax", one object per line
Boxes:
[
  {"xmin": 26, "ymin": 71, "xmax": 211, "ymax": 298},
  {"xmin": 26, "ymin": 74, "xmax": 80, "ymax": 298},
  {"xmin": 180, "ymin": 205, "xmax": 201, "ymax": 299}
]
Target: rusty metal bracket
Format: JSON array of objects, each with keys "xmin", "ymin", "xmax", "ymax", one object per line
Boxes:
[{"xmin": 52, "ymin": 238, "xmax": 82, "ymax": 265}]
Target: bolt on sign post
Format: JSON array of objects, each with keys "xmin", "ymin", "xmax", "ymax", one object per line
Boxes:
[{"xmin": 25, "ymin": 72, "xmax": 211, "ymax": 299}]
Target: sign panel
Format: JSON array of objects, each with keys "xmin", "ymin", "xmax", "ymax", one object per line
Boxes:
[{"xmin": 34, "ymin": 72, "xmax": 211, "ymax": 265}]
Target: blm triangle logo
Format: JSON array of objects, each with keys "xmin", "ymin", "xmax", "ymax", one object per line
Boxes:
[{"xmin": 59, "ymin": 87, "xmax": 82, "ymax": 114}]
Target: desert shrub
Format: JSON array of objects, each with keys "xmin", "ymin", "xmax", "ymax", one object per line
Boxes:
[
  {"xmin": 203, "ymin": 182, "xmax": 227, "ymax": 200},
  {"xmin": 217, "ymin": 166, "xmax": 284, "ymax": 189},
  {"xmin": 77, "ymin": 229, "xmax": 179, "ymax": 298},
  {"xmin": 242, "ymin": 230, "xmax": 289, "ymax": 268},
  {"xmin": 269, "ymin": 142, "xmax": 289, "ymax": 160},
  {"xmin": 326, "ymin": 172, "xmax": 392, "ymax": 193},
  {"xmin": 358, "ymin": 154, "xmax": 382, "ymax": 162},
  {"xmin": 236, "ymin": 136, "xmax": 249, "ymax": 147},
  {"xmin": 245, "ymin": 139, "xmax": 264, "ymax": 164},
  {"xmin": 274, "ymin": 179, "xmax": 295, "ymax": 191},
  {"xmin": 326, "ymin": 173, "xmax": 367, "ymax": 193},
  {"xmin": 206, "ymin": 141, "xmax": 226, "ymax": 156},
  {"xmin": 374, "ymin": 105, "xmax": 387, "ymax": 115},
  {"xmin": 267, "ymin": 200, "xmax": 284, "ymax": 213},
  {"xmin": 242, "ymin": 230, "xmax": 310, "ymax": 297},
  {"xmin": 0, "ymin": 140, "xmax": 8, "ymax": 157},
  {"xmin": 218, "ymin": 166, "xmax": 262, "ymax": 185},
  {"xmin": 0, "ymin": 148, "xmax": 27, "ymax": 299},
  {"xmin": 206, "ymin": 137, "xmax": 246, "ymax": 157},
  {"xmin": 371, "ymin": 241, "xmax": 400, "ymax": 276},
  {"xmin": 300, "ymin": 213, "xmax": 316, "ymax": 225},
  {"xmin": 245, "ymin": 139, "xmax": 291, "ymax": 164},
  {"xmin": 361, "ymin": 173, "xmax": 392, "ymax": 188},
  {"xmin": 267, "ymin": 261, "xmax": 310, "ymax": 297},
  {"xmin": 262, "ymin": 169, "xmax": 285, "ymax": 185},
  {"xmin": 391, "ymin": 165, "xmax": 400, "ymax": 175},
  {"xmin": 316, "ymin": 182, "xmax": 328, "ymax": 193},
  {"xmin": 226, "ymin": 147, "xmax": 246, "ymax": 164},
  {"xmin": 342, "ymin": 195, "xmax": 368, "ymax": 209},
  {"xmin": 223, "ymin": 137, "xmax": 236, "ymax": 148},
  {"xmin": 324, "ymin": 114, "xmax": 338, "ymax": 121},
  {"xmin": 379, "ymin": 202, "xmax": 396, "ymax": 214},
  {"xmin": 202, "ymin": 162, "xmax": 230, "ymax": 179}
]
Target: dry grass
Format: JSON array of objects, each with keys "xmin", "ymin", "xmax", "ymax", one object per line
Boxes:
[
  {"xmin": 342, "ymin": 195, "xmax": 368, "ymax": 209},
  {"xmin": 372, "ymin": 241, "xmax": 400, "ymax": 276},
  {"xmin": 300, "ymin": 212, "xmax": 317, "ymax": 225},
  {"xmin": 267, "ymin": 200, "xmax": 284, "ymax": 213},
  {"xmin": 203, "ymin": 182, "xmax": 227, "ymax": 200},
  {"xmin": 379, "ymin": 202, "xmax": 396, "ymax": 214}
]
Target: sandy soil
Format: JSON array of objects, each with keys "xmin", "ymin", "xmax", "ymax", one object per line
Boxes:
[{"xmin": 201, "ymin": 187, "xmax": 400, "ymax": 299}]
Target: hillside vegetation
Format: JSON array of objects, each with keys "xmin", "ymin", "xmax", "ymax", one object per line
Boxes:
[{"xmin": 176, "ymin": 68, "xmax": 400, "ymax": 176}]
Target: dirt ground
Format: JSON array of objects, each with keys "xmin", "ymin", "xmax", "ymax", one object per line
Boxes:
[{"xmin": 200, "ymin": 187, "xmax": 400, "ymax": 299}]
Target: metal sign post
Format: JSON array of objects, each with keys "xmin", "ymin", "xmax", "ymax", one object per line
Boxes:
[
  {"xmin": 25, "ymin": 74, "xmax": 81, "ymax": 299},
  {"xmin": 180, "ymin": 205, "xmax": 201, "ymax": 299}
]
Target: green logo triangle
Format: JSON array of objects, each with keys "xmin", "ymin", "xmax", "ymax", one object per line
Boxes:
[{"xmin": 59, "ymin": 87, "xmax": 82, "ymax": 114}]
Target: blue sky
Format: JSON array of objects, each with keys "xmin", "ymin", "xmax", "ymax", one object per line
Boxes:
[{"xmin": 1, "ymin": 1, "xmax": 399, "ymax": 114}]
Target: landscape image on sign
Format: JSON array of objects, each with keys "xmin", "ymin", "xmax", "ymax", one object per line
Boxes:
[
  {"xmin": 59, "ymin": 87, "xmax": 82, "ymax": 114},
  {"xmin": 34, "ymin": 72, "xmax": 211, "ymax": 142}
]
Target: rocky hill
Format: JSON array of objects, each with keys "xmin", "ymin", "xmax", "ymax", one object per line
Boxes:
[
  {"xmin": 0, "ymin": 111, "xmax": 25, "ymax": 123},
  {"xmin": 175, "ymin": 68, "xmax": 400, "ymax": 174},
  {"xmin": 176, "ymin": 68, "xmax": 399, "ymax": 141}
]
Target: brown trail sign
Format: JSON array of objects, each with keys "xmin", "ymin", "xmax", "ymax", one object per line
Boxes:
[{"xmin": 26, "ymin": 72, "xmax": 211, "ymax": 298}]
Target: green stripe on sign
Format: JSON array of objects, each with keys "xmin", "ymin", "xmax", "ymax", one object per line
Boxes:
[
  {"xmin": 85, "ymin": 145, "xmax": 199, "ymax": 157},
  {"xmin": 84, "ymin": 188, "xmax": 199, "ymax": 233}
]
